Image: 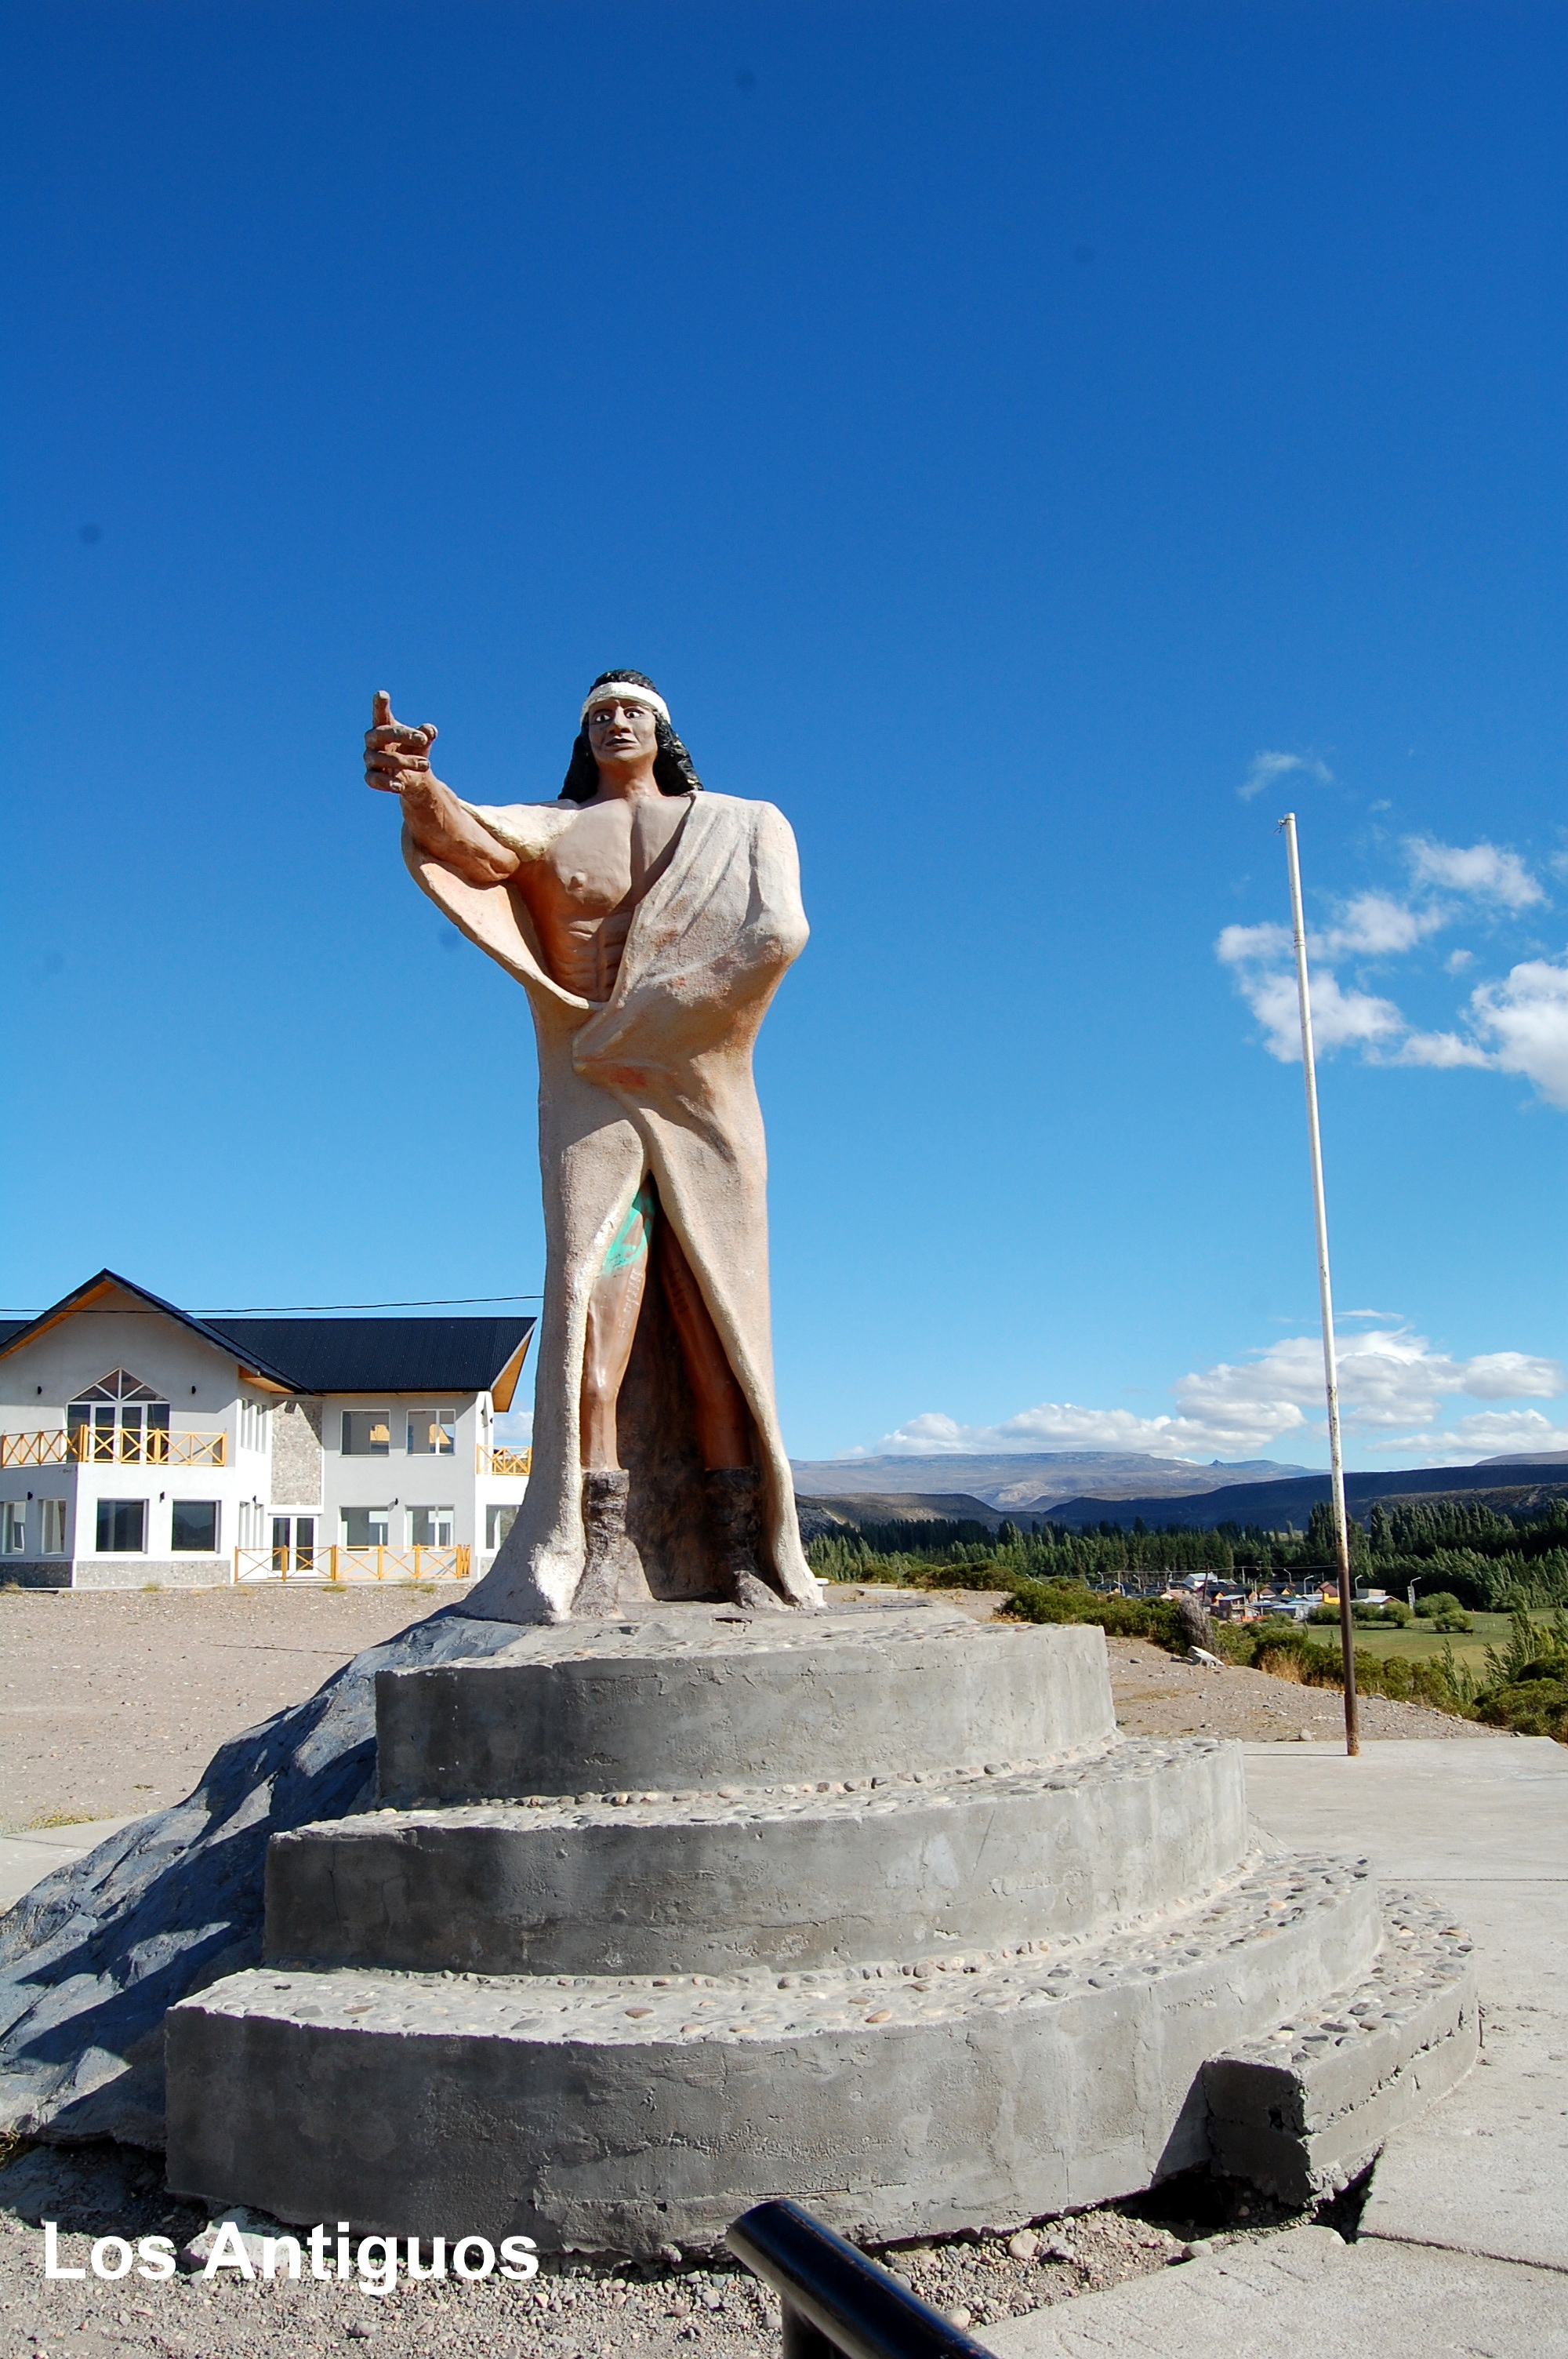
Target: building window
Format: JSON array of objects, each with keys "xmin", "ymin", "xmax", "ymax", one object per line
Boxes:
[
  {"xmin": 172, "ymin": 1499, "xmax": 220, "ymax": 1553},
  {"xmin": 342, "ymin": 1506, "xmax": 390, "ymax": 1549},
  {"xmin": 40, "ymin": 1499, "xmax": 67, "ymax": 1554},
  {"xmin": 238, "ymin": 1501, "xmax": 267, "ymax": 1550},
  {"xmin": 341, "ymin": 1411, "xmax": 392, "ymax": 1457},
  {"xmin": 238, "ymin": 1398, "xmax": 270, "ymax": 1452},
  {"xmin": 96, "ymin": 1499, "xmax": 147, "ymax": 1552},
  {"xmin": 407, "ymin": 1408, "xmax": 456, "ymax": 1456},
  {"xmin": 408, "ymin": 1505, "xmax": 454, "ymax": 1547},
  {"xmin": 2, "ymin": 1503, "xmax": 26, "ymax": 1554},
  {"xmin": 486, "ymin": 1503, "xmax": 517, "ymax": 1551},
  {"xmin": 70, "ymin": 1372, "xmax": 170, "ymax": 1463}
]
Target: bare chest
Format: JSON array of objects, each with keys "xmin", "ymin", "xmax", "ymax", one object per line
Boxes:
[{"xmin": 533, "ymin": 796, "xmax": 688, "ymax": 917}]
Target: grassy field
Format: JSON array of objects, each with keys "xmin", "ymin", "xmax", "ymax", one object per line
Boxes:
[{"xmin": 1298, "ymin": 1608, "xmax": 1556, "ymax": 1677}]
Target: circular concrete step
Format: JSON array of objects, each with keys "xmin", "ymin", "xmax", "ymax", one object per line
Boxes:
[
  {"xmin": 267, "ymin": 1737, "xmax": 1250, "ymax": 1976},
  {"xmin": 374, "ymin": 1607, "xmax": 1116, "ymax": 1804},
  {"xmin": 167, "ymin": 1849, "xmax": 1383, "ymax": 2254}
]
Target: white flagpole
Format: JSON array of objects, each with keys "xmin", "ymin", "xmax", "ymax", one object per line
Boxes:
[{"xmin": 1281, "ymin": 812, "xmax": 1360, "ymax": 1756}]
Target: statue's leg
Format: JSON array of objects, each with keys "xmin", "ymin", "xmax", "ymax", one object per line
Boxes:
[
  {"xmin": 575, "ymin": 1184, "xmax": 655, "ymax": 1613},
  {"xmin": 579, "ymin": 1187, "xmax": 653, "ymax": 1469},
  {"xmin": 655, "ymin": 1216, "xmax": 784, "ymax": 1608},
  {"xmin": 654, "ymin": 1216, "xmax": 752, "ymax": 1470}
]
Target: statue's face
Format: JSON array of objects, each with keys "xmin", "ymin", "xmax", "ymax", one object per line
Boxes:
[{"xmin": 585, "ymin": 696, "xmax": 659, "ymax": 766}]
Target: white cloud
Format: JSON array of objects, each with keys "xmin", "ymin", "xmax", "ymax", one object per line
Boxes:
[
  {"xmin": 1179, "ymin": 1328, "xmax": 1475, "ymax": 1434},
  {"xmin": 1316, "ymin": 893, "xmax": 1443, "ymax": 958},
  {"xmin": 1394, "ymin": 1029, "xmax": 1494, "ymax": 1071},
  {"xmin": 1216, "ymin": 921, "xmax": 1291, "ymax": 965},
  {"xmin": 866, "ymin": 1403, "xmax": 1266, "ymax": 1459},
  {"xmin": 1304, "ymin": 972, "xmax": 1408, "ymax": 1050},
  {"xmin": 1469, "ymin": 955, "xmax": 1568, "ymax": 1109},
  {"xmin": 1217, "ymin": 943, "xmax": 1405, "ymax": 1063},
  {"xmin": 1405, "ymin": 837, "xmax": 1544, "ymax": 909},
  {"xmin": 860, "ymin": 1330, "xmax": 1563, "ymax": 1467},
  {"xmin": 1459, "ymin": 1350, "xmax": 1566, "ymax": 1399},
  {"xmin": 493, "ymin": 1405, "xmax": 534, "ymax": 1447},
  {"xmin": 1365, "ymin": 1409, "xmax": 1568, "ymax": 1461},
  {"xmin": 1238, "ymin": 751, "xmax": 1334, "ymax": 804},
  {"xmin": 1216, "ymin": 835, "xmax": 1566, "ymax": 1104}
]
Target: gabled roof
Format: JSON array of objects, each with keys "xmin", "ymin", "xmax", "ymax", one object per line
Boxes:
[
  {"xmin": 0, "ymin": 1275, "xmax": 535, "ymax": 1408},
  {"xmin": 205, "ymin": 1317, "xmax": 535, "ymax": 1407},
  {"xmin": 0, "ymin": 1270, "xmax": 304, "ymax": 1392}
]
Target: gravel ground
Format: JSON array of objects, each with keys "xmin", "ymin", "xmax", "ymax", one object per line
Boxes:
[
  {"xmin": 0, "ymin": 2137, "xmax": 1328, "ymax": 2359},
  {"xmin": 1100, "ymin": 1634, "xmax": 1509, "ymax": 1743},
  {"xmin": 0, "ymin": 1583, "xmax": 1507, "ymax": 1834},
  {"xmin": 0, "ymin": 1587, "xmax": 468, "ymax": 1830}
]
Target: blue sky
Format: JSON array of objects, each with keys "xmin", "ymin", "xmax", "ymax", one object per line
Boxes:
[{"xmin": 5, "ymin": 2, "xmax": 1566, "ymax": 1469}]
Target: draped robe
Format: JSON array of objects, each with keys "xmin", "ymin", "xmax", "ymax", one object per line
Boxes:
[{"xmin": 404, "ymin": 791, "xmax": 817, "ymax": 1623}]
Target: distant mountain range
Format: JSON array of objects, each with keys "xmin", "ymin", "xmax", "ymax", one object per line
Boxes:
[
  {"xmin": 789, "ymin": 1445, "xmax": 1568, "ymax": 1536},
  {"xmin": 795, "ymin": 1492, "xmax": 1012, "ymax": 1539},
  {"xmin": 1042, "ymin": 1459, "xmax": 1568, "ymax": 1531},
  {"xmin": 788, "ymin": 1450, "xmax": 1312, "ymax": 1512}
]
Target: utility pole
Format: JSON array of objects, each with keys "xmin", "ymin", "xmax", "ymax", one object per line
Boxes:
[{"xmin": 1281, "ymin": 813, "xmax": 1360, "ymax": 1757}]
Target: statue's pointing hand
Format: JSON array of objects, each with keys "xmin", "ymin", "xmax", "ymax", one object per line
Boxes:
[
  {"xmin": 365, "ymin": 690, "xmax": 441, "ymax": 794},
  {"xmin": 363, "ymin": 689, "xmax": 517, "ymax": 888}
]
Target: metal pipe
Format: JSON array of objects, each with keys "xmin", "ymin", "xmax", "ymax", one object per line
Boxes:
[
  {"xmin": 728, "ymin": 2198, "xmax": 998, "ymax": 2359},
  {"xmin": 1281, "ymin": 812, "xmax": 1360, "ymax": 1756}
]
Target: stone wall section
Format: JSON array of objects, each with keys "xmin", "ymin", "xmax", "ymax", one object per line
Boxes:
[
  {"xmin": 71, "ymin": 1560, "xmax": 225, "ymax": 1590},
  {"xmin": 4, "ymin": 1561, "xmax": 72, "ymax": 1590},
  {"xmin": 271, "ymin": 1398, "xmax": 323, "ymax": 1506}
]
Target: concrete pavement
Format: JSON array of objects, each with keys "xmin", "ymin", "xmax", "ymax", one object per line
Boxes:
[
  {"xmin": 990, "ymin": 1736, "xmax": 1568, "ymax": 2357},
  {"xmin": 987, "ymin": 2224, "xmax": 1568, "ymax": 2357}
]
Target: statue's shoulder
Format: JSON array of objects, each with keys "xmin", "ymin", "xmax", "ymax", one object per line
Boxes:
[
  {"xmin": 695, "ymin": 791, "xmax": 794, "ymax": 834},
  {"xmin": 459, "ymin": 799, "xmax": 579, "ymax": 861}
]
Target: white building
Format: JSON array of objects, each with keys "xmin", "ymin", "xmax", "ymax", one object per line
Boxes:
[{"xmin": 0, "ymin": 1271, "xmax": 534, "ymax": 1589}]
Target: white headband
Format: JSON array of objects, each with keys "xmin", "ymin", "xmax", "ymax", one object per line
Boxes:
[{"xmin": 580, "ymin": 682, "xmax": 670, "ymax": 725}]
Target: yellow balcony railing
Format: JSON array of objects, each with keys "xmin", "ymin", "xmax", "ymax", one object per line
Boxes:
[
  {"xmin": 477, "ymin": 1445, "xmax": 532, "ymax": 1476},
  {"xmin": 0, "ymin": 1428, "xmax": 228, "ymax": 1469},
  {"xmin": 232, "ymin": 1543, "xmax": 471, "ymax": 1586}
]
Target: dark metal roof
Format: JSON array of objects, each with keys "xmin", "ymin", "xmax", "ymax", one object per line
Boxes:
[
  {"xmin": 0, "ymin": 1274, "xmax": 533, "ymax": 1403},
  {"xmin": 205, "ymin": 1315, "xmax": 535, "ymax": 1398}
]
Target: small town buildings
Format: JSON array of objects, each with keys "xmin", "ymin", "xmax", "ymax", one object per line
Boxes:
[{"xmin": 0, "ymin": 1271, "xmax": 534, "ymax": 1588}]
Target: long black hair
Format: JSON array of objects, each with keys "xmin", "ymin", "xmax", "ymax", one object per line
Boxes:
[{"xmin": 560, "ymin": 670, "xmax": 702, "ymax": 802}]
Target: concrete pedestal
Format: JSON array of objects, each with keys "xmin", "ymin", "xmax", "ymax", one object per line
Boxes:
[{"xmin": 164, "ymin": 1605, "xmax": 1474, "ymax": 2252}]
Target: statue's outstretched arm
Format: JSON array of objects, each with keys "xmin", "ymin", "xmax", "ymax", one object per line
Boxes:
[{"xmin": 364, "ymin": 689, "xmax": 519, "ymax": 887}]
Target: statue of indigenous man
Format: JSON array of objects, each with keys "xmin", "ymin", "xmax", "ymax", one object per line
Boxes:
[{"xmin": 364, "ymin": 673, "xmax": 818, "ymax": 1622}]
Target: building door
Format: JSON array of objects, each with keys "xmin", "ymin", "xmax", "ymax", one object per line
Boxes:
[{"xmin": 270, "ymin": 1515, "xmax": 318, "ymax": 1573}]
